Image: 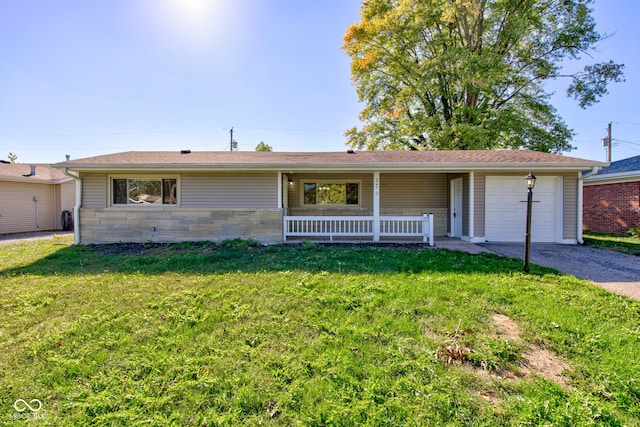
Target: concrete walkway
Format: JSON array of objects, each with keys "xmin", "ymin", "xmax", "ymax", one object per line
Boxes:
[
  {"xmin": 0, "ymin": 231, "xmax": 73, "ymax": 245},
  {"xmin": 480, "ymin": 242, "xmax": 640, "ymax": 301}
]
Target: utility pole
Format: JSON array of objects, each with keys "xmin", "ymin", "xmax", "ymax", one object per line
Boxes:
[
  {"xmin": 229, "ymin": 127, "xmax": 238, "ymax": 151},
  {"xmin": 601, "ymin": 122, "xmax": 612, "ymax": 163},
  {"xmin": 607, "ymin": 122, "xmax": 612, "ymax": 164}
]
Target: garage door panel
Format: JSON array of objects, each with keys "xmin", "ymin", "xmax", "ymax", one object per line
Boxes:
[{"xmin": 485, "ymin": 176, "xmax": 559, "ymax": 243}]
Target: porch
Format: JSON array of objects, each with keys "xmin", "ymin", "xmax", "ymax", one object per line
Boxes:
[
  {"xmin": 280, "ymin": 170, "xmax": 469, "ymax": 245},
  {"xmin": 283, "ymin": 214, "xmax": 435, "ymax": 245}
]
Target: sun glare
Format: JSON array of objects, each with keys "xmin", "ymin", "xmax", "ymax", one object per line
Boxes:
[{"xmin": 137, "ymin": 0, "xmax": 235, "ymax": 53}]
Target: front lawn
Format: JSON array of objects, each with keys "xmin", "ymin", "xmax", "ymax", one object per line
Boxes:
[
  {"xmin": 583, "ymin": 231, "xmax": 640, "ymax": 256},
  {"xmin": 1, "ymin": 236, "xmax": 639, "ymax": 426}
]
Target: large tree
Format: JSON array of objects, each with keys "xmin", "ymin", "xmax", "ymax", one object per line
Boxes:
[
  {"xmin": 255, "ymin": 141, "xmax": 273, "ymax": 152},
  {"xmin": 343, "ymin": 0, "xmax": 624, "ymax": 153}
]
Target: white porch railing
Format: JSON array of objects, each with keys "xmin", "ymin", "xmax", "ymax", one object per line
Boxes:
[{"xmin": 284, "ymin": 214, "xmax": 434, "ymax": 246}]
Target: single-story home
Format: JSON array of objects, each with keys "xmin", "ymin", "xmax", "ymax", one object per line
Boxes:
[
  {"xmin": 53, "ymin": 150, "xmax": 603, "ymax": 245},
  {"xmin": 0, "ymin": 162, "xmax": 76, "ymax": 235},
  {"xmin": 583, "ymin": 154, "xmax": 640, "ymax": 234}
]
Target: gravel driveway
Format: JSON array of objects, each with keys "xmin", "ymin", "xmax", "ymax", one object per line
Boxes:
[{"xmin": 480, "ymin": 243, "xmax": 640, "ymax": 301}]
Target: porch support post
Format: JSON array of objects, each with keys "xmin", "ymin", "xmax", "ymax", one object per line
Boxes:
[
  {"xmin": 277, "ymin": 172, "xmax": 283, "ymax": 208},
  {"xmin": 468, "ymin": 172, "xmax": 475, "ymax": 239},
  {"xmin": 373, "ymin": 172, "xmax": 380, "ymax": 241}
]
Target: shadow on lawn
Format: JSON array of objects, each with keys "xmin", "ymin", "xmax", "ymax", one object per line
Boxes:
[{"xmin": 0, "ymin": 240, "xmax": 547, "ymax": 277}]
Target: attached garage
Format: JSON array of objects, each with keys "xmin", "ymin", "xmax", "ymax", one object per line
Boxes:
[
  {"xmin": 53, "ymin": 150, "xmax": 600, "ymax": 245},
  {"xmin": 485, "ymin": 176, "xmax": 561, "ymax": 243}
]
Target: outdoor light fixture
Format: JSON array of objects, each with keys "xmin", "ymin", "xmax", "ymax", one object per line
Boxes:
[
  {"xmin": 525, "ymin": 172, "xmax": 537, "ymax": 190},
  {"xmin": 524, "ymin": 171, "xmax": 536, "ymax": 273}
]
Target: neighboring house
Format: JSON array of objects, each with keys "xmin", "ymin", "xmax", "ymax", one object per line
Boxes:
[
  {"xmin": 583, "ymin": 154, "xmax": 640, "ymax": 234},
  {"xmin": 53, "ymin": 150, "xmax": 603, "ymax": 245},
  {"xmin": 0, "ymin": 162, "xmax": 76, "ymax": 235}
]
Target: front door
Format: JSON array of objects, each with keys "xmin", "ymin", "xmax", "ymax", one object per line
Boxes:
[{"xmin": 451, "ymin": 178, "xmax": 463, "ymax": 238}]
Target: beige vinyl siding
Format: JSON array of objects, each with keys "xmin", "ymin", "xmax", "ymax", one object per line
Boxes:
[
  {"xmin": 381, "ymin": 173, "xmax": 448, "ymax": 236},
  {"xmin": 474, "ymin": 173, "xmax": 486, "ymax": 238},
  {"xmin": 288, "ymin": 173, "xmax": 373, "ymax": 215},
  {"xmin": 0, "ymin": 181, "xmax": 57, "ymax": 233},
  {"xmin": 380, "ymin": 173, "xmax": 447, "ymax": 210},
  {"xmin": 61, "ymin": 180, "xmax": 76, "ymax": 212},
  {"xmin": 82, "ymin": 173, "xmax": 108, "ymax": 208},
  {"xmin": 562, "ymin": 174, "xmax": 578, "ymax": 240},
  {"xmin": 287, "ymin": 173, "xmax": 449, "ymax": 235},
  {"xmin": 462, "ymin": 175, "xmax": 470, "ymax": 236},
  {"xmin": 181, "ymin": 173, "xmax": 277, "ymax": 208}
]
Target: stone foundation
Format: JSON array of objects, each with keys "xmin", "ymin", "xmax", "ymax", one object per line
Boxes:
[{"xmin": 79, "ymin": 207, "xmax": 284, "ymax": 244}]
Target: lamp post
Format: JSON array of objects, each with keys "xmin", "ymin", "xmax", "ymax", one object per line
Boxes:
[{"xmin": 524, "ymin": 172, "xmax": 537, "ymax": 273}]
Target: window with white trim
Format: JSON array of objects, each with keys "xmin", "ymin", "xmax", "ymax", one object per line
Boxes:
[
  {"xmin": 112, "ymin": 178, "xmax": 177, "ymax": 205},
  {"xmin": 303, "ymin": 182, "xmax": 359, "ymax": 205}
]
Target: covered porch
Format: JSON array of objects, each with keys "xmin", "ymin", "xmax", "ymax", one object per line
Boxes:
[
  {"xmin": 283, "ymin": 214, "xmax": 435, "ymax": 245},
  {"xmin": 279, "ymin": 171, "xmax": 471, "ymax": 245}
]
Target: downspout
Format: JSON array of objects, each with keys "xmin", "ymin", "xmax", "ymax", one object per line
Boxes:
[
  {"xmin": 577, "ymin": 166, "xmax": 600, "ymax": 244},
  {"xmin": 62, "ymin": 168, "xmax": 82, "ymax": 245}
]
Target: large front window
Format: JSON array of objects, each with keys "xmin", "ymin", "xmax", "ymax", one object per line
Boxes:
[
  {"xmin": 303, "ymin": 182, "xmax": 359, "ymax": 205},
  {"xmin": 112, "ymin": 178, "xmax": 177, "ymax": 205}
]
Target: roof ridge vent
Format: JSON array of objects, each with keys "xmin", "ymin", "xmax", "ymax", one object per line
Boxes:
[
  {"xmin": 180, "ymin": 149, "xmax": 191, "ymax": 154},
  {"xmin": 347, "ymin": 149, "xmax": 355, "ymax": 154}
]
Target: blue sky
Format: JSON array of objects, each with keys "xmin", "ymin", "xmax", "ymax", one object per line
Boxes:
[{"xmin": 0, "ymin": 0, "xmax": 638, "ymax": 164}]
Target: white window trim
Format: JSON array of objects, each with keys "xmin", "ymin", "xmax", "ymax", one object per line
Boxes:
[
  {"xmin": 300, "ymin": 180, "xmax": 362, "ymax": 207},
  {"xmin": 108, "ymin": 175, "xmax": 180, "ymax": 207}
]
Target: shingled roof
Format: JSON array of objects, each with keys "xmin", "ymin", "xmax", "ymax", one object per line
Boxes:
[
  {"xmin": 0, "ymin": 162, "xmax": 71, "ymax": 183},
  {"xmin": 595, "ymin": 155, "xmax": 640, "ymax": 176},
  {"xmin": 54, "ymin": 150, "xmax": 602, "ymax": 172}
]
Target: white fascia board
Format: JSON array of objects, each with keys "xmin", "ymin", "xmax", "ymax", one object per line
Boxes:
[
  {"xmin": 54, "ymin": 162, "xmax": 600, "ymax": 174},
  {"xmin": 0, "ymin": 176, "xmax": 70, "ymax": 184}
]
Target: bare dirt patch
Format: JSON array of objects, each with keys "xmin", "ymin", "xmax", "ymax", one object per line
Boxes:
[{"xmin": 491, "ymin": 313, "xmax": 571, "ymax": 387}]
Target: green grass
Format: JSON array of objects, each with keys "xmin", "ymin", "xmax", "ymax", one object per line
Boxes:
[
  {"xmin": 2, "ymin": 236, "xmax": 640, "ymax": 426},
  {"xmin": 583, "ymin": 231, "xmax": 640, "ymax": 256}
]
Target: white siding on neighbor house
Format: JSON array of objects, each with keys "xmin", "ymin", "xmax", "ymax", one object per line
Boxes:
[
  {"xmin": 1, "ymin": 181, "xmax": 57, "ymax": 233},
  {"xmin": 181, "ymin": 173, "xmax": 278, "ymax": 208}
]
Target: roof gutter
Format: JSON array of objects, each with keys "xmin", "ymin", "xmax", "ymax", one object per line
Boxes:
[
  {"xmin": 577, "ymin": 166, "xmax": 600, "ymax": 245},
  {"xmin": 56, "ymin": 162, "xmax": 601, "ymax": 174},
  {"xmin": 62, "ymin": 168, "xmax": 82, "ymax": 245}
]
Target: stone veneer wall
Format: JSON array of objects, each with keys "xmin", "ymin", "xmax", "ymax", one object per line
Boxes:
[{"xmin": 79, "ymin": 208, "xmax": 284, "ymax": 244}]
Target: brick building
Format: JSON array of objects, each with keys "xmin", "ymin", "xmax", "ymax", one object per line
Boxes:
[{"xmin": 583, "ymin": 155, "xmax": 640, "ymax": 234}]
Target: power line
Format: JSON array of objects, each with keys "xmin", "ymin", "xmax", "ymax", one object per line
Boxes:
[
  {"xmin": 615, "ymin": 139, "xmax": 640, "ymax": 146},
  {"xmin": 0, "ymin": 129, "xmax": 206, "ymax": 138},
  {"xmin": 613, "ymin": 121, "xmax": 640, "ymax": 127},
  {"xmin": 0, "ymin": 125, "xmax": 347, "ymax": 139}
]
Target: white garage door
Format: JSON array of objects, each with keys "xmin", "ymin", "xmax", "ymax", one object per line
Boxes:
[{"xmin": 485, "ymin": 176, "xmax": 560, "ymax": 243}]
